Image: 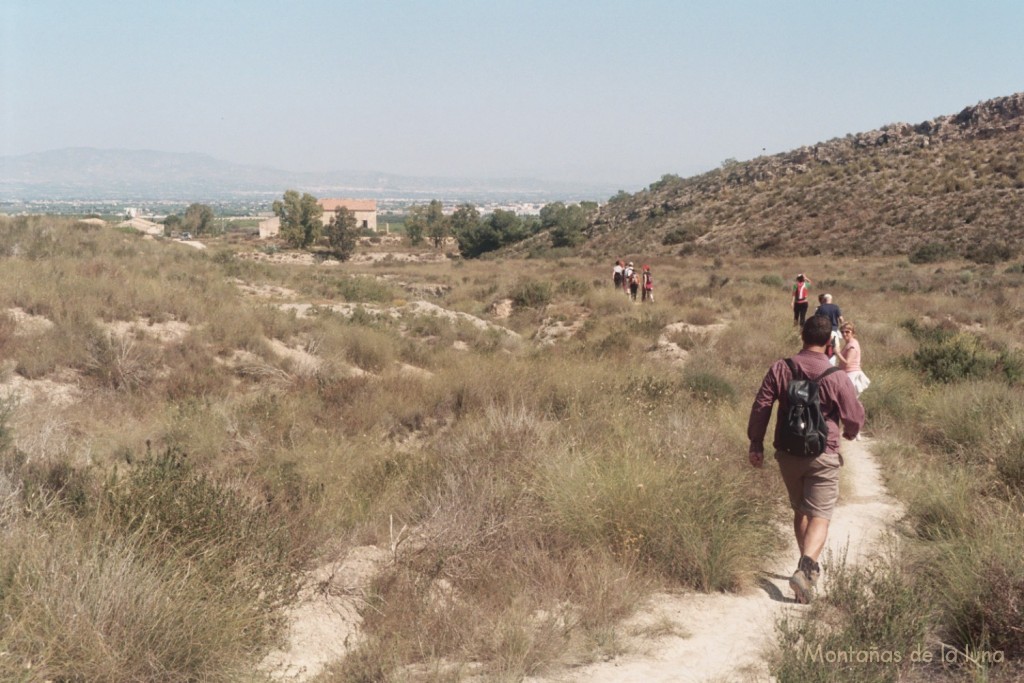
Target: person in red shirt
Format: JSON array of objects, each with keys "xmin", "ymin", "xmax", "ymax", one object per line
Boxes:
[
  {"xmin": 747, "ymin": 315, "xmax": 865, "ymax": 604},
  {"xmin": 641, "ymin": 265, "xmax": 654, "ymax": 303},
  {"xmin": 792, "ymin": 274, "xmax": 811, "ymax": 327}
]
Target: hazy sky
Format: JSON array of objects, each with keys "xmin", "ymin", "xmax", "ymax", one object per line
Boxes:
[{"xmin": 3, "ymin": 1, "xmax": 1023, "ymax": 188}]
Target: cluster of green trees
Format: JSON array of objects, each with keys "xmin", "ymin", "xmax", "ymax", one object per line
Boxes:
[
  {"xmin": 163, "ymin": 203, "xmax": 216, "ymax": 237},
  {"xmin": 270, "ymin": 190, "xmax": 358, "ymax": 260},
  {"xmin": 250, "ymin": 190, "xmax": 604, "ymax": 260},
  {"xmin": 402, "ymin": 199, "xmax": 599, "ymax": 258}
]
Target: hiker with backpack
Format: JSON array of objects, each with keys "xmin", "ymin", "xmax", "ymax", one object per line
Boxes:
[
  {"xmin": 629, "ymin": 269, "xmax": 640, "ymax": 301},
  {"xmin": 641, "ymin": 265, "xmax": 654, "ymax": 303},
  {"xmin": 623, "ymin": 262, "xmax": 635, "ymax": 296},
  {"xmin": 613, "ymin": 260, "xmax": 624, "ymax": 289},
  {"xmin": 746, "ymin": 315, "xmax": 865, "ymax": 605},
  {"xmin": 813, "ymin": 293, "xmax": 844, "ymax": 366}
]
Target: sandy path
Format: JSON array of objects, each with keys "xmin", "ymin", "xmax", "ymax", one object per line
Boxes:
[
  {"xmin": 529, "ymin": 437, "xmax": 902, "ymax": 683},
  {"xmin": 258, "ymin": 546, "xmax": 388, "ymax": 681}
]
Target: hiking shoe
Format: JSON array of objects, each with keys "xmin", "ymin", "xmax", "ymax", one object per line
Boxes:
[
  {"xmin": 790, "ymin": 556, "xmax": 820, "ymax": 604},
  {"xmin": 801, "ymin": 554, "xmax": 821, "ymax": 587},
  {"xmin": 789, "ymin": 569, "xmax": 813, "ymax": 604}
]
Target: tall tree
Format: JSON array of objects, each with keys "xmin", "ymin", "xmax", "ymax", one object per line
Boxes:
[
  {"xmin": 163, "ymin": 213, "xmax": 183, "ymax": 237},
  {"xmin": 488, "ymin": 209, "xmax": 528, "ymax": 244},
  {"xmin": 450, "ymin": 203, "xmax": 480, "ymax": 238},
  {"xmin": 325, "ymin": 206, "xmax": 358, "ymax": 261},
  {"xmin": 452, "ymin": 206, "xmax": 537, "ymax": 258},
  {"xmin": 426, "ymin": 199, "xmax": 450, "ymax": 249},
  {"xmin": 272, "ymin": 190, "xmax": 323, "ymax": 249},
  {"xmin": 541, "ymin": 201, "xmax": 597, "ymax": 248},
  {"xmin": 404, "ymin": 205, "xmax": 427, "ymax": 246},
  {"xmin": 183, "ymin": 203, "xmax": 214, "ymax": 235}
]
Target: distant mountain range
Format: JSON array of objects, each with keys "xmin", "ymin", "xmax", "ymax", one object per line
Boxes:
[{"xmin": 0, "ymin": 148, "xmax": 623, "ymax": 202}]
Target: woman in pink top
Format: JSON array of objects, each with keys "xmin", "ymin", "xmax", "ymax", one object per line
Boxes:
[{"xmin": 836, "ymin": 322, "xmax": 870, "ymax": 396}]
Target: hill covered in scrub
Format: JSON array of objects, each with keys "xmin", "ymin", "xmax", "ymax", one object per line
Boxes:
[{"xmin": 584, "ymin": 92, "xmax": 1024, "ymax": 261}]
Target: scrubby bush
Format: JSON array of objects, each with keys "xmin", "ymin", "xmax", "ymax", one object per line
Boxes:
[
  {"xmin": 509, "ymin": 280, "xmax": 553, "ymax": 308},
  {"xmin": 911, "ymin": 332, "xmax": 994, "ymax": 383},
  {"xmin": 662, "ymin": 223, "xmax": 704, "ymax": 245},
  {"xmin": 908, "ymin": 241, "xmax": 954, "ymax": 264},
  {"xmin": 683, "ymin": 370, "xmax": 736, "ymax": 404},
  {"xmin": 966, "ymin": 240, "xmax": 1015, "ymax": 264},
  {"xmin": 557, "ymin": 276, "xmax": 590, "ymax": 296}
]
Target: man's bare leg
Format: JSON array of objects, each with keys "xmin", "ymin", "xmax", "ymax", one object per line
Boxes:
[{"xmin": 794, "ymin": 512, "xmax": 830, "ymax": 561}]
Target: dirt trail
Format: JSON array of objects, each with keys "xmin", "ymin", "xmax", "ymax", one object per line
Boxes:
[{"xmin": 528, "ymin": 437, "xmax": 902, "ymax": 683}]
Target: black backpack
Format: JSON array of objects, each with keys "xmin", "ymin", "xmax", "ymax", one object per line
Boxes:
[{"xmin": 777, "ymin": 358, "xmax": 842, "ymax": 457}]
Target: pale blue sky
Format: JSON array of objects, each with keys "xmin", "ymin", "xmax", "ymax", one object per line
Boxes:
[{"xmin": 3, "ymin": 0, "xmax": 1022, "ymax": 188}]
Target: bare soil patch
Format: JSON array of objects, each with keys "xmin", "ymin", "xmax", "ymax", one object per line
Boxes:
[
  {"xmin": 105, "ymin": 318, "xmax": 192, "ymax": 344},
  {"xmin": 648, "ymin": 320, "xmax": 730, "ymax": 367},
  {"xmin": 5, "ymin": 307, "xmax": 55, "ymax": 337},
  {"xmin": 259, "ymin": 546, "xmax": 389, "ymax": 682}
]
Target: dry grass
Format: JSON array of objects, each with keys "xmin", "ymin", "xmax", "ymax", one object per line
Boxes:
[{"xmin": 1, "ymin": 217, "xmax": 1022, "ymax": 679}]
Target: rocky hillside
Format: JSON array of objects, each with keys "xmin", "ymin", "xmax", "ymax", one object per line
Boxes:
[{"xmin": 587, "ymin": 92, "xmax": 1024, "ymax": 259}]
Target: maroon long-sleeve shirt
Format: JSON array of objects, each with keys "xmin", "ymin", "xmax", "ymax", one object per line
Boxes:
[{"xmin": 747, "ymin": 349, "xmax": 865, "ymax": 454}]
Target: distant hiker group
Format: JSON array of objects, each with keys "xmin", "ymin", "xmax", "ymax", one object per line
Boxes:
[
  {"xmin": 790, "ymin": 274, "xmax": 868, "ymax": 390},
  {"xmin": 613, "ymin": 260, "xmax": 654, "ymax": 302}
]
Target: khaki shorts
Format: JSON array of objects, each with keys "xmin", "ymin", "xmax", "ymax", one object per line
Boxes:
[{"xmin": 774, "ymin": 450, "xmax": 843, "ymax": 520}]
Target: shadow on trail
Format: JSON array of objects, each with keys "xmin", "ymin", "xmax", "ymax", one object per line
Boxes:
[{"xmin": 756, "ymin": 574, "xmax": 798, "ymax": 604}]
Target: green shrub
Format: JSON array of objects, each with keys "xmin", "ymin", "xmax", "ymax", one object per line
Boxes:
[
  {"xmin": 966, "ymin": 241, "xmax": 1016, "ymax": 265},
  {"xmin": 911, "ymin": 332, "xmax": 994, "ymax": 383},
  {"xmin": 1004, "ymin": 261, "xmax": 1024, "ymax": 274},
  {"xmin": 0, "ymin": 394, "xmax": 16, "ymax": 456},
  {"xmin": 683, "ymin": 370, "xmax": 736, "ymax": 404},
  {"xmin": 908, "ymin": 241, "xmax": 954, "ymax": 264},
  {"xmin": 622, "ymin": 373, "xmax": 680, "ymax": 408},
  {"xmin": 899, "ymin": 318, "xmax": 955, "ymax": 344},
  {"xmin": 336, "ymin": 275, "xmax": 395, "ymax": 303},
  {"xmin": 510, "ymin": 280, "xmax": 553, "ymax": 308},
  {"xmin": 662, "ymin": 224, "xmax": 704, "ymax": 245},
  {"xmin": 996, "ymin": 348, "xmax": 1024, "ymax": 385},
  {"xmin": 632, "ymin": 309, "xmax": 671, "ymax": 337},
  {"xmin": 18, "ymin": 457, "xmax": 92, "ymax": 515},
  {"xmin": 557, "ymin": 276, "xmax": 590, "ymax": 296},
  {"xmin": 759, "ymin": 274, "xmax": 784, "ymax": 288}
]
